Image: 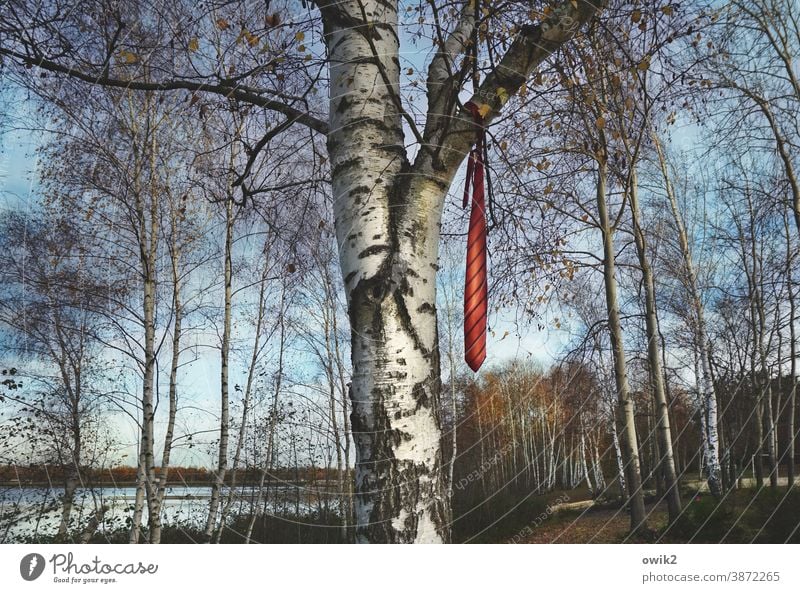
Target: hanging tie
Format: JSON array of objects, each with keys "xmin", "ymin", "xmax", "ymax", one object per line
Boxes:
[{"xmin": 462, "ymin": 101, "xmax": 488, "ymax": 372}]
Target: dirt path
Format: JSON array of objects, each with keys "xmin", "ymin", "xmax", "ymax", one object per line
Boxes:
[{"xmin": 521, "ymin": 503, "xmax": 669, "ymax": 543}]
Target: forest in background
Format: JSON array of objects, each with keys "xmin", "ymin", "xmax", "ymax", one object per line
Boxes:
[{"xmin": 0, "ymin": 0, "xmax": 799, "ymax": 543}]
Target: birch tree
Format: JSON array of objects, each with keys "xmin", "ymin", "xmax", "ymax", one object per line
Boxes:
[
  {"xmin": 0, "ymin": 0, "xmax": 604, "ymax": 542},
  {"xmin": 654, "ymin": 137, "xmax": 724, "ymax": 497}
]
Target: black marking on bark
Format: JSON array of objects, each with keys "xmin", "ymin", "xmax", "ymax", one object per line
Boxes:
[
  {"xmin": 359, "ymin": 244, "xmax": 390, "ymax": 259},
  {"xmin": 350, "ymin": 185, "xmax": 371, "ymax": 196},
  {"xmin": 392, "ymin": 288, "xmax": 426, "ymax": 354},
  {"xmin": 417, "ymin": 302, "xmax": 435, "ymax": 315},
  {"xmin": 332, "ymin": 156, "xmax": 362, "ymax": 179},
  {"xmin": 411, "ymin": 381, "xmax": 430, "ymax": 411}
]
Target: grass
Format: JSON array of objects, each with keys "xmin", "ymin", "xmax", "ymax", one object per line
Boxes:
[
  {"xmin": 452, "ymin": 485, "xmax": 593, "ymax": 543},
  {"xmin": 662, "ymin": 487, "xmax": 800, "ymax": 543},
  {"xmin": 514, "ymin": 486, "xmax": 800, "ymax": 544}
]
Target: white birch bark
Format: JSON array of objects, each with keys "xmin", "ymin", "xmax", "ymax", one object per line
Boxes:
[
  {"xmin": 784, "ymin": 212, "xmax": 797, "ymax": 488},
  {"xmin": 129, "ymin": 111, "xmax": 160, "ymax": 543},
  {"xmin": 654, "ymin": 136, "xmax": 723, "ymax": 497},
  {"xmin": 627, "ymin": 168, "xmax": 681, "ymax": 520},
  {"xmin": 579, "ymin": 416, "xmax": 593, "ymax": 494},
  {"xmin": 205, "ymin": 195, "xmax": 233, "ymax": 540},
  {"xmin": 596, "ymin": 159, "xmax": 646, "ymax": 530},
  {"xmin": 215, "ymin": 265, "xmax": 269, "ymax": 543},
  {"xmin": 316, "ymin": 0, "xmax": 602, "ymax": 542},
  {"xmin": 151, "ymin": 197, "xmax": 183, "ymax": 544}
]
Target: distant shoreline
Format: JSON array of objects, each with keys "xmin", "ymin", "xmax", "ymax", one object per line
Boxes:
[{"xmin": 0, "ymin": 480, "xmax": 315, "ymax": 489}]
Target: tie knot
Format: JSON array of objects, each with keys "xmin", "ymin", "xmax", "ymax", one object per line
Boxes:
[{"xmin": 463, "ymin": 101, "xmax": 484, "ymax": 125}]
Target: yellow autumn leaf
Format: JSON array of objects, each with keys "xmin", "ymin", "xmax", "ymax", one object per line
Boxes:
[
  {"xmin": 595, "ymin": 116, "xmax": 606, "ymax": 129},
  {"xmin": 496, "ymin": 86, "xmax": 509, "ymax": 104},
  {"xmin": 477, "ymin": 103, "xmax": 491, "ymax": 118},
  {"xmin": 119, "ymin": 50, "xmax": 138, "ymax": 64},
  {"xmin": 216, "ymin": 18, "xmax": 229, "ymax": 30},
  {"xmin": 631, "ymin": 10, "xmax": 642, "ymax": 23},
  {"xmin": 638, "ymin": 57, "xmax": 651, "ymax": 71},
  {"xmin": 188, "ymin": 37, "xmax": 199, "ymax": 52},
  {"xmin": 295, "ymin": 31, "xmax": 305, "ymax": 42},
  {"xmin": 662, "ymin": 5, "xmax": 674, "ymax": 16}
]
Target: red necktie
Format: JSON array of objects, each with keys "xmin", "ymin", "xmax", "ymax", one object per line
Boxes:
[{"xmin": 462, "ymin": 101, "xmax": 487, "ymax": 372}]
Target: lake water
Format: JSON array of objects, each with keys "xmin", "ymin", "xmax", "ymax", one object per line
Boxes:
[{"xmin": 0, "ymin": 484, "xmax": 339, "ymax": 542}]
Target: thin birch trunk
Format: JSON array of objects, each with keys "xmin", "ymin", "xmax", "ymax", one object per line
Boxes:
[
  {"xmin": 655, "ymin": 135, "xmax": 723, "ymax": 497},
  {"xmin": 612, "ymin": 417, "xmax": 627, "ymax": 499},
  {"xmin": 204, "ymin": 194, "xmax": 233, "ymax": 540},
  {"xmin": 245, "ymin": 285, "xmax": 286, "ymax": 544},
  {"xmin": 151, "ymin": 200, "xmax": 182, "ymax": 544},
  {"xmin": 595, "ymin": 159, "xmax": 646, "ymax": 531},
  {"xmin": 785, "ymin": 212, "xmax": 797, "ymax": 488},
  {"xmin": 329, "ymin": 285, "xmax": 354, "ymax": 541},
  {"xmin": 627, "ymin": 168, "xmax": 681, "ymax": 520},
  {"xmin": 215, "ymin": 266, "xmax": 268, "ymax": 543},
  {"xmin": 129, "ymin": 107, "xmax": 160, "ymax": 543}
]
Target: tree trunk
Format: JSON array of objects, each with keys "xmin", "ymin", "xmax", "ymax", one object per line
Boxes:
[
  {"xmin": 627, "ymin": 168, "xmax": 681, "ymax": 521},
  {"xmin": 329, "ymin": 277, "xmax": 354, "ymax": 541},
  {"xmin": 321, "ymin": 0, "xmax": 449, "ymax": 543},
  {"xmin": 130, "ymin": 124, "xmax": 160, "ymax": 543},
  {"xmin": 57, "ymin": 374, "xmax": 82, "ymax": 540},
  {"xmin": 129, "ymin": 461, "xmax": 146, "ymax": 544},
  {"xmin": 785, "ymin": 213, "xmax": 797, "ymax": 488},
  {"xmin": 655, "ymin": 135, "xmax": 723, "ymax": 497},
  {"xmin": 245, "ymin": 284, "xmax": 287, "ymax": 544},
  {"xmin": 205, "ymin": 195, "xmax": 233, "ymax": 540},
  {"xmin": 316, "ymin": 0, "xmax": 602, "ymax": 542},
  {"xmin": 595, "ymin": 160, "xmax": 646, "ymax": 531},
  {"xmin": 151, "ymin": 206, "xmax": 183, "ymax": 544},
  {"xmin": 215, "ymin": 266, "xmax": 268, "ymax": 543}
]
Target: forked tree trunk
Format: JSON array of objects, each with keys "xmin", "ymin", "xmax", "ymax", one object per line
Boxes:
[
  {"xmin": 317, "ymin": 0, "xmax": 602, "ymax": 542},
  {"xmin": 320, "ymin": 0, "xmax": 448, "ymax": 543},
  {"xmin": 151, "ymin": 202, "xmax": 183, "ymax": 544}
]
